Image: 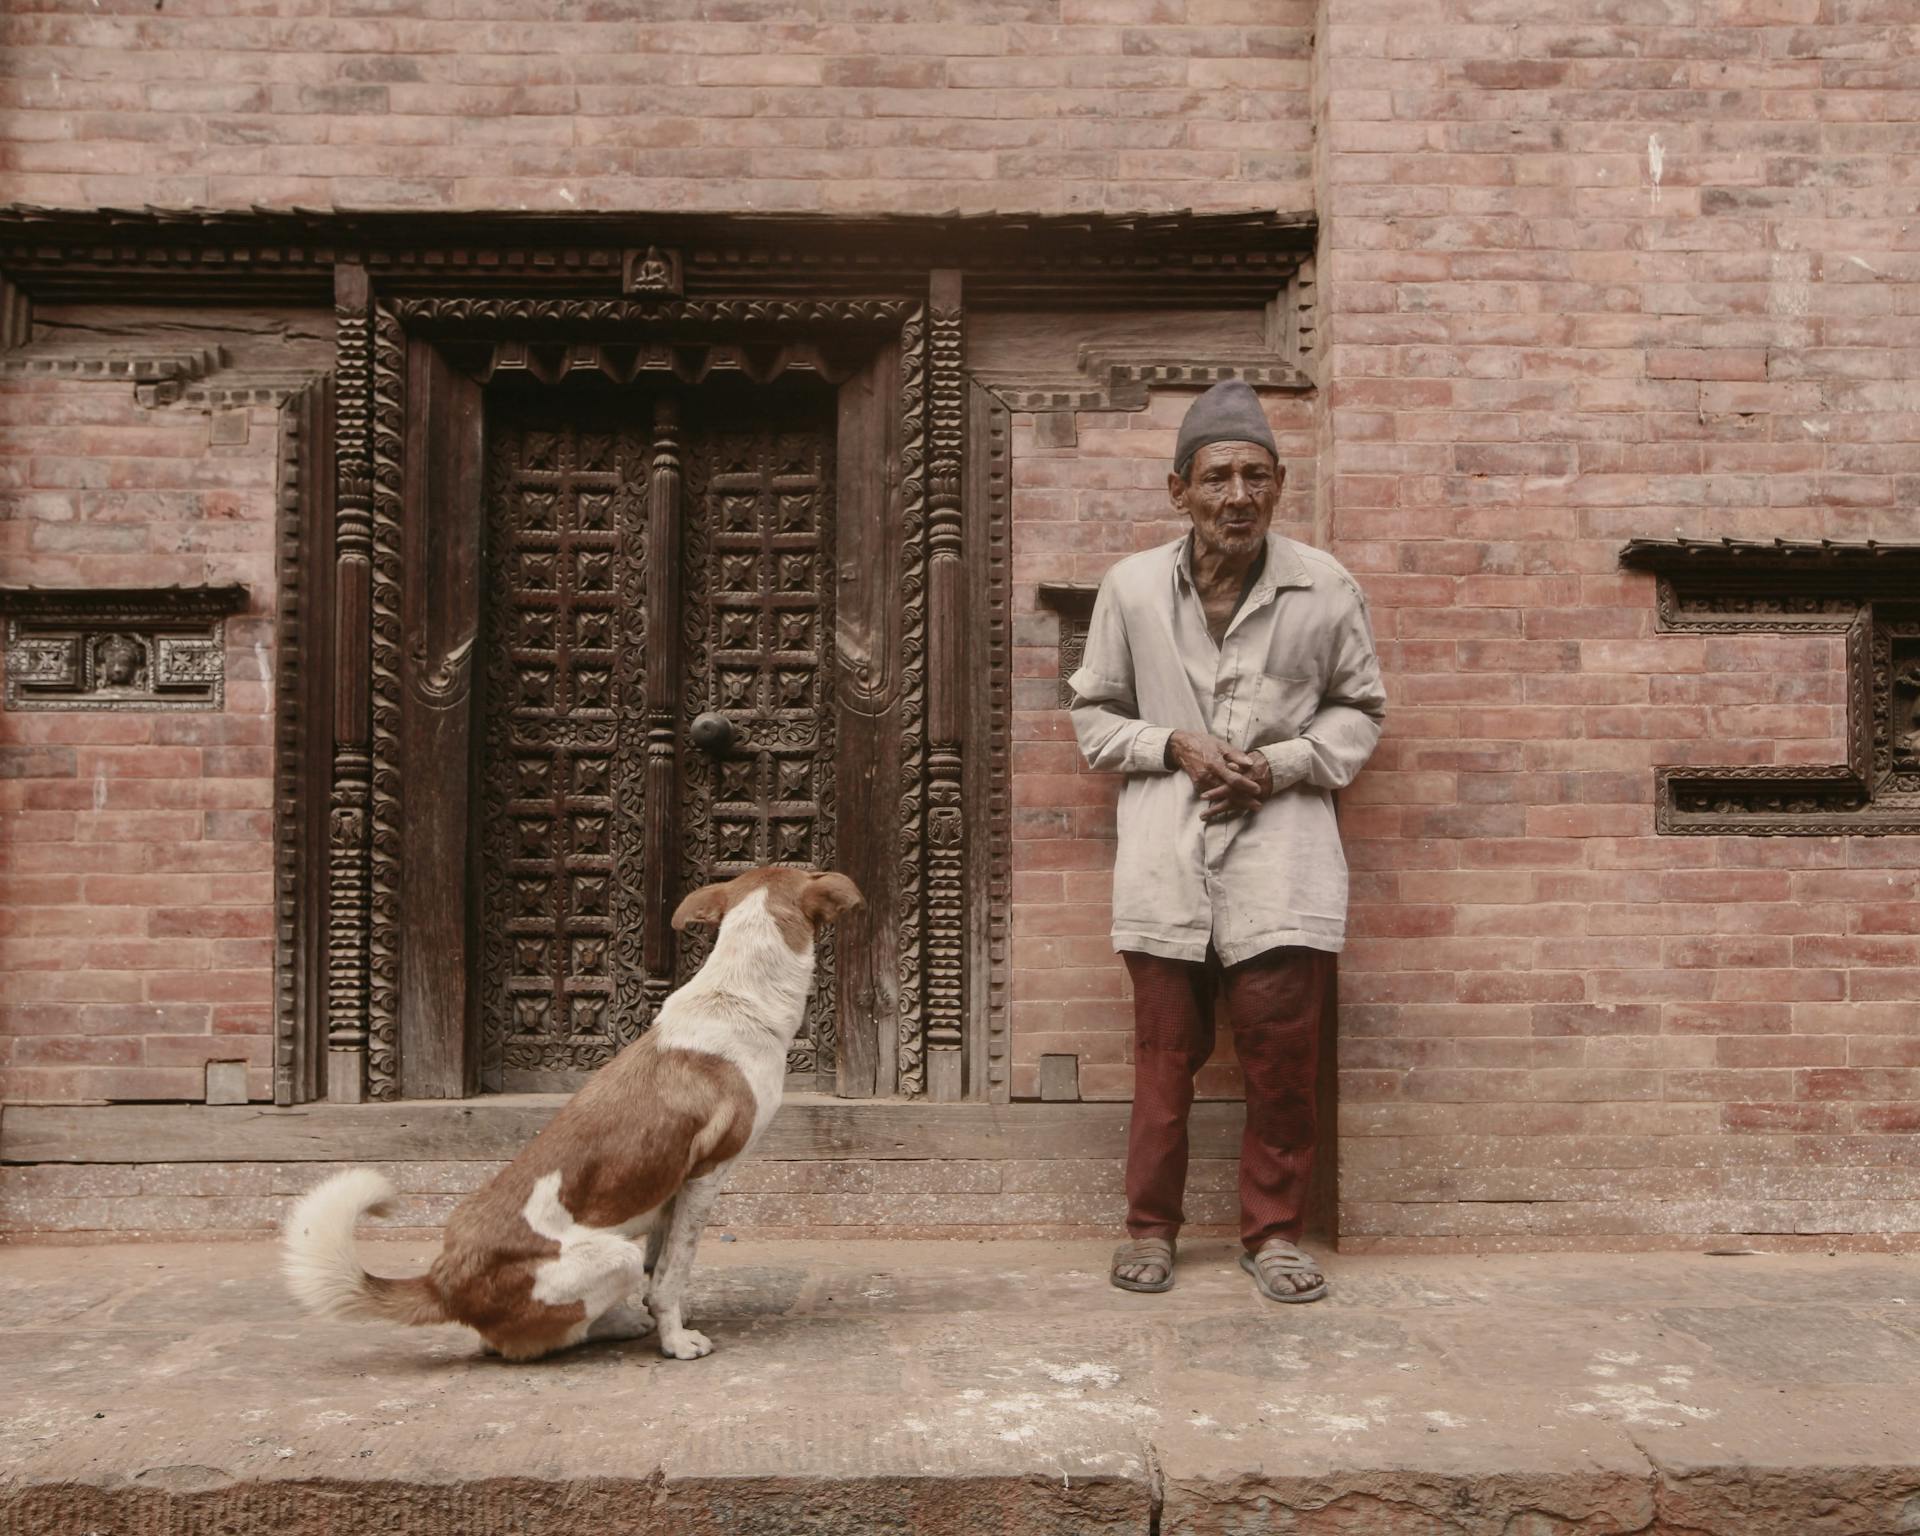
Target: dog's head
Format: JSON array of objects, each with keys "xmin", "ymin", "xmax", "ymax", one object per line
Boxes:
[{"xmin": 670, "ymin": 866, "xmax": 865, "ymax": 953}]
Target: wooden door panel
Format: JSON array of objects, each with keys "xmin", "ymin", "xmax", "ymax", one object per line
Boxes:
[
  {"xmin": 476, "ymin": 385, "xmax": 843, "ymax": 1092},
  {"xmin": 478, "ymin": 407, "xmax": 652, "ymax": 1092},
  {"xmin": 675, "ymin": 407, "xmax": 838, "ymax": 1084},
  {"xmin": 398, "ymin": 342, "xmax": 484, "ymax": 1099}
]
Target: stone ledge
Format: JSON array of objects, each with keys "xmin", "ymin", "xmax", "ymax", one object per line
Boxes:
[
  {"xmin": 2, "ymin": 1241, "xmax": 1916, "ymax": 1536},
  {"xmin": 0, "ymin": 1096, "xmax": 1249, "ymax": 1165}
]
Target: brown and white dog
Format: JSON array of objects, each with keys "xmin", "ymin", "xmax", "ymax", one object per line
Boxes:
[{"xmin": 281, "ymin": 865, "xmax": 862, "ymax": 1362}]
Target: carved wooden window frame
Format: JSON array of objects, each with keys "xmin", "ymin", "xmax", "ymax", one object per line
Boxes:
[
  {"xmin": 0, "ymin": 585, "xmax": 248, "ymax": 712},
  {"xmin": 1622, "ymin": 537, "xmax": 1920, "ymax": 836}
]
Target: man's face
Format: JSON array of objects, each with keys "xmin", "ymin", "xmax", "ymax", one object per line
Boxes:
[{"xmin": 1169, "ymin": 441, "xmax": 1281, "ymax": 562}]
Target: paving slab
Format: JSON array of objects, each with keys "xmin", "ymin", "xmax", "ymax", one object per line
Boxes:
[{"xmin": 1, "ymin": 1238, "xmax": 1917, "ymax": 1534}]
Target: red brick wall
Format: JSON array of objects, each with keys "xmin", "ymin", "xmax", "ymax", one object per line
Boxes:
[
  {"xmin": 1313, "ymin": 1, "xmax": 1920, "ymax": 1245},
  {"xmin": 0, "ymin": 373, "xmax": 281, "ymax": 1105},
  {"xmin": 0, "ymin": 0, "xmax": 1315, "ymax": 215},
  {"xmin": 1, "ymin": 1, "xmax": 1916, "ymax": 1245},
  {"xmin": 1009, "ymin": 389, "xmax": 1320, "ymax": 1103}
]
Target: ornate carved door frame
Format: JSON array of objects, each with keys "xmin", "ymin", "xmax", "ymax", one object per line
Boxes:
[
  {"xmin": 315, "ymin": 282, "xmax": 974, "ymax": 1104},
  {"xmin": 0, "ymin": 207, "xmax": 1316, "ymax": 1115}
]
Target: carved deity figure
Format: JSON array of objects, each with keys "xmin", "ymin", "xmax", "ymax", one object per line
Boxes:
[
  {"xmin": 631, "ymin": 247, "xmax": 676, "ymax": 294},
  {"xmin": 94, "ymin": 632, "xmax": 145, "ymax": 690}
]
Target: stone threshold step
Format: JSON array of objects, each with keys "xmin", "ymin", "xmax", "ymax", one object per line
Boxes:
[{"xmin": 3, "ymin": 1239, "xmax": 1917, "ymax": 1536}]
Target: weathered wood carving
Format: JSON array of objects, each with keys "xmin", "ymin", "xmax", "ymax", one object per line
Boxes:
[
  {"xmin": 1037, "ymin": 583, "xmax": 1100, "ymax": 711},
  {"xmin": 675, "ymin": 411, "xmax": 840, "ymax": 1083},
  {"xmin": 365, "ymin": 304, "xmax": 406, "ymax": 1099},
  {"xmin": 479, "ymin": 413, "xmax": 654, "ymax": 1090},
  {"xmin": 623, "ymin": 247, "xmax": 683, "ymax": 296},
  {"xmin": 1623, "ymin": 537, "xmax": 1920, "ymax": 835},
  {"xmin": 0, "ymin": 585, "xmax": 244, "ymax": 712},
  {"xmin": 274, "ymin": 378, "xmax": 335, "ymax": 1106},
  {"xmin": 965, "ymin": 382, "xmax": 1014, "ymax": 1103},
  {"xmin": 893, "ymin": 304, "xmax": 929, "ymax": 1098},
  {"xmin": 923, "ymin": 274, "xmax": 966, "ymax": 1102}
]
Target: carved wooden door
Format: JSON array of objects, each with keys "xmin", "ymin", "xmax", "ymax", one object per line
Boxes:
[{"xmin": 477, "ymin": 385, "xmax": 840, "ymax": 1093}]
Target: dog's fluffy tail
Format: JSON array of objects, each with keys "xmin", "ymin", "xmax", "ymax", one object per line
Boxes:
[{"xmin": 281, "ymin": 1169, "xmax": 448, "ymax": 1326}]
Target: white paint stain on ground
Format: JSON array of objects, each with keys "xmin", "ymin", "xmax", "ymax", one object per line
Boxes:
[
  {"xmin": 1258, "ymin": 1393, "xmax": 1397, "ymax": 1439},
  {"xmin": 1567, "ymin": 1352, "xmax": 1716, "ymax": 1429},
  {"xmin": 1039, "ymin": 1361, "xmax": 1120, "ymax": 1389}
]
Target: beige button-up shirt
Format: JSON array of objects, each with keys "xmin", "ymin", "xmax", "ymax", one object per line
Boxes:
[{"xmin": 1068, "ymin": 532, "xmax": 1386, "ymax": 964}]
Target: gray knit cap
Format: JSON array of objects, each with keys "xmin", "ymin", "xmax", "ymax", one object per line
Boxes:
[{"xmin": 1173, "ymin": 379, "xmax": 1278, "ymax": 478}]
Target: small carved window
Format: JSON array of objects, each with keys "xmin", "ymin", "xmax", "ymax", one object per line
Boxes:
[
  {"xmin": 1038, "ymin": 582, "xmax": 1100, "ymax": 710},
  {"xmin": 1621, "ymin": 538, "xmax": 1920, "ymax": 836},
  {"xmin": 1, "ymin": 585, "xmax": 248, "ymax": 712}
]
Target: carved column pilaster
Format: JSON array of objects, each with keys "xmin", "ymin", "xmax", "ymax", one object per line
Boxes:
[
  {"xmin": 923, "ymin": 272, "xmax": 966, "ymax": 1102},
  {"xmin": 326, "ymin": 265, "xmax": 373, "ymax": 1103},
  {"xmin": 894, "ymin": 304, "xmax": 929, "ymax": 1097},
  {"xmin": 643, "ymin": 394, "xmax": 684, "ymax": 989},
  {"xmin": 364, "ymin": 303, "xmax": 405, "ymax": 1100}
]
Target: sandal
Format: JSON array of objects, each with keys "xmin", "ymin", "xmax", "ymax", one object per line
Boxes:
[
  {"xmin": 1110, "ymin": 1237, "xmax": 1176, "ymax": 1294},
  {"xmin": 1240, "ymin": 1239, "xmax": 1328, "ymax": 1304}
]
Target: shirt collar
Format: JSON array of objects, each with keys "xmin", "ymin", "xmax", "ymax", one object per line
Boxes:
[{"xmin": 1173, "ymin": 530, "xmax": 1313, "ymax": 602}]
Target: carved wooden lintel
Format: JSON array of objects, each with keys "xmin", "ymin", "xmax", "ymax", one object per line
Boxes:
[
  {"xmin": 0, "ymin": 208, "xmax": 1312, "ymax": 309},
  {"xmin": 1622, "ymin": 537, "xmax": 1920, "ymax": 835},
  {"xmin": 453, "ymin": 339, "xmax": 872, "ymax": 388},
  {"xmin": 977, "ymin": 347, "xmax": 1312, "ymax": 416}
]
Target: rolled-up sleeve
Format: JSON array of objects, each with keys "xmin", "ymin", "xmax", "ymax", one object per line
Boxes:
[
  {"xmin": 1068, "ymin": 582, "xmax": 1176, "ymax": 775},
  {"xmin": 1258, "ymin": 592, "xmax": 1386, "ymax": 792}
]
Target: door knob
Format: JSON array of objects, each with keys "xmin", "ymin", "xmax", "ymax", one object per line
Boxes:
[{"xmin": 690, "ymin": 711, "xmax": 736, "ymax": 757}]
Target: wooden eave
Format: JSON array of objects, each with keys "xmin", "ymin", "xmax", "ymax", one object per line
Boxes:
[{"xmin": 0, "ymin": 205, "xmax": 1317, "ymax": 309}]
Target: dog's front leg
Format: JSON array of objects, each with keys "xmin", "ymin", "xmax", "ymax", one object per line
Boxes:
[
  {"xmin": 643, "ymin": 1197, "xmax": 672, "ymax": 1276},
  {"xmin": 650, "ymin": 1174, "xmax": 722, "ymax": 1361}
]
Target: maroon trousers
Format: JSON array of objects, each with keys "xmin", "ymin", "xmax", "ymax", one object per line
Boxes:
[{"xmin": 1123, "ymin": 945, "xmax": 1332, "ymax": 1253}]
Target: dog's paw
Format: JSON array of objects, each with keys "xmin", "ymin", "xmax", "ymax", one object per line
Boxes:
[{"xmin": 659, "ymin": 1327, "xmax": 713, "ymax": 1361}]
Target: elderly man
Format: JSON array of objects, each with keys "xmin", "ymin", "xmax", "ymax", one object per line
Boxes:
[{"xmin": 1068, "ymin": 379, "xmax": 1386, "ymax": 1304}]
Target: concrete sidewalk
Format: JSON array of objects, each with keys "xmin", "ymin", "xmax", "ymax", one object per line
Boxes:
[{"xmin": 1, "ymin": 1238, "xmax": 1916, "ymax": 1535}]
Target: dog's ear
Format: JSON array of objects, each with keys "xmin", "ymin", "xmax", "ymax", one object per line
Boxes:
[
  {"xmin": 800, "ymin": 871, "xmax": 864, "ymax": 926},
  {"xmin": 672, "ymin": 881, "xmax": 733, "ymax": 931}
]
